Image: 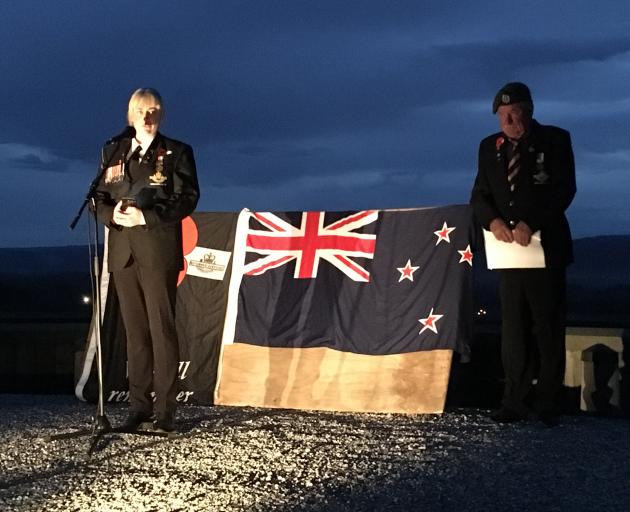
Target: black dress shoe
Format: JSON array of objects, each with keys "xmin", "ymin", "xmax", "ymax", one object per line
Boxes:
[
  {"xmin": 490, "ymin": 408, "xmax": 524, "ymax": 424},
  {"xmin": 121, "ymin": 411, "xmax": 153, "ymax": 432},
  {"xmin": 537, "ymin": 411, "xmax": 560, "ymax": 427},
  {"xmin": 154, "ymin": 413, "xmax": 176, "ymax": 433}
]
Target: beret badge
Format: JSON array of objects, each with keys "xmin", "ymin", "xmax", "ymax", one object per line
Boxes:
[{"xmin": 492, "ymin": 82, "xmax": 533, "ymax": 113}]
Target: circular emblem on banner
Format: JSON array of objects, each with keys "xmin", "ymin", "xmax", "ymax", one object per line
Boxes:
[{"xmin": 178, "ymin": 216, "xmax": 199, "ymax": 286}]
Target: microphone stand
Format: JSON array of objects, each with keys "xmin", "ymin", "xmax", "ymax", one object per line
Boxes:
[{"xmin": 47, "ymin": 138, "xmax": 173, "ymax": 454}]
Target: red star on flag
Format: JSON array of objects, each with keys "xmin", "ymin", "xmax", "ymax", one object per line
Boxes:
[
  {"xmin": 397, "ymin": 259, "xmax": 420, "ymax": 282},
  {"xmin": 418, "ymin": 308, "xmax": 444, "ymax": 334},
  {"xmin": 458, "ymin": 245, "xmax": 473, "ymax": 266},
  {"xmin": 434, "ymin": 222, "xmax": 456, "ymax": 245}
]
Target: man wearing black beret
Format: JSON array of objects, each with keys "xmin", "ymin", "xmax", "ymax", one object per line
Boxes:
[{"xmin": 470, "ymin": 82, "xmax": 576, "ymax": 425}]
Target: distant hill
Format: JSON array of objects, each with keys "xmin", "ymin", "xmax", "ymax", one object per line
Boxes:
[
  {"xmin": 0, "ymin": 245, "xmax": 97, "ymax": 320},
  {"xmin": 569, "ymin": 235, "xmax": 630, "ymax": 288},
  {"xmin": 0, "ymin": 245, "xmax": 100, "ymax": 276},
  {"xmin": 473, "ymin": 235, "xmax": 630, "ymax": 326},
  {"xmin": 0, "ymin": 237, "xmax": 628, "ymax": 325}
]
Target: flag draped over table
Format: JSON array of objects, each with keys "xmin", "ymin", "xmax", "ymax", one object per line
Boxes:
[{"xmin": 225, "ymin": 205, "xmax": 474, "ymax": 356}]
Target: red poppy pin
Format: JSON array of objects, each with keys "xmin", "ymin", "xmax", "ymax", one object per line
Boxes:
[{"xmin": 495, "ymin": 136, "xmax": 505, "ymax": 150}]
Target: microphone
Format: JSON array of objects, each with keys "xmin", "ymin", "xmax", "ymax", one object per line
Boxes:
[{"xmin": 106, "ymin": 126, "xmax": 136, "ymax": 144}]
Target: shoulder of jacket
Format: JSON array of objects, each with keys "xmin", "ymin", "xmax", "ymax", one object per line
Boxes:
[
  {"xmin": 159, "ymin": 134, "xmax": 192, "ymax": 152},
  {"xmin": 101, "ymin": 142, "xmax": 124, "ymax": 160},
  {"xmin": 480, "ymin": 131, "xmax": 504, "ymax": 148},
  {"xmin": 532, "ymin": 121, "xmax": 571, "ymax": 139}
]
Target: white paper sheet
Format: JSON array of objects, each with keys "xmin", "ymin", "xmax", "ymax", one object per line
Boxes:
[{"xmin": 483, "ymin": 229, "xmax": 546, "ymax": 269}]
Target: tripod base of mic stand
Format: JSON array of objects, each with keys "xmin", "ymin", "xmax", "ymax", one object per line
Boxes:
[{"xmin": 44, "ymin": 414, "xmax": 111, "ymax": 442}]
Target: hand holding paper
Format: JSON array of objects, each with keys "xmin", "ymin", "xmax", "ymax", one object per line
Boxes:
[
  {"xmin": 512, "ymin": 221, "xmax": 533, "ymax": 246},
  {"xmin": 483, "ymin": 228, "xmax": 545, "ymax": 269}
]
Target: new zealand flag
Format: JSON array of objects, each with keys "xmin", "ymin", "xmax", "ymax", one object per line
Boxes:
[{"xmin": 227, "ymin": 204, "xmax": 475, "ymax": 356}]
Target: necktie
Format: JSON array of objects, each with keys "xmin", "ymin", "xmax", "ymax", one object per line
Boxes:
[
  {"xmin": 507, "ymin": 142, "xmax": 520, "ymax": 192},
  {"xmin": 124, "ymin": 145, "xmax": 142, "ymax": 180},
  {"xmin": 127, "ymin": 145, "xmax": 142, "ymax": 163}
]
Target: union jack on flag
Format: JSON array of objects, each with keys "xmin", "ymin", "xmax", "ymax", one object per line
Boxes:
[{"xmin": 243, "ymin": 210, "xmax": 378, "ymax": 282}]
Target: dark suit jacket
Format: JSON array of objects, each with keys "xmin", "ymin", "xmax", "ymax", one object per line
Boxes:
[
  {"xmin": 470, "ymin": 120, "xmax": 576, "ymax": 268},
  {"xmin": 95, "ymin": 132, "xmax": 200, "ymax": 271}
]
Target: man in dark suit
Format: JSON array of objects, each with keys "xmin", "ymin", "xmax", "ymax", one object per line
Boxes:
[
  {"xmin": 470, "ymin": 82, "xmax": 576, "ymax": 425},
  {"xmin": 95, "ymin": 88, "xmax": 200, "ymax": 432}
]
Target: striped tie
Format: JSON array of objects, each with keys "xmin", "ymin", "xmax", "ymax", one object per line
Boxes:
[{"xmin": 507, "ymin": 142, "xmax": 520, "ymax": 192}]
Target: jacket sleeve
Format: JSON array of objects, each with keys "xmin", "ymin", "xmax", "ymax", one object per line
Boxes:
[
  {"xmin": 142, "ymin": 143, "xmax": 200, "ymax": 228},
  {"xmin": 93, "ymin": 146, "xmax": 118, "ymax": 228},
  {"xmin": 470, "ymin": 141, "xmax": 500, "ymax": 230}
]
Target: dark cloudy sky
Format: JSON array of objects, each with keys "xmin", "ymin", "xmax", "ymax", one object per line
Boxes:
[{"xmin": 1, "ymin": 1, "xmax": 629, "ymax": 247}]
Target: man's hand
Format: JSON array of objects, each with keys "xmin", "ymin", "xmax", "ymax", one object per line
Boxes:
[
  {"xmin": 489, "ymin": 218, "xmax": 513, "ymax": 243},
  {"xmin": 512, "ymin": 221, "xmax": 532, "ymax": 246},
  {"xmin": 112, "ymin": 201, "xmax": 146, "ymax": 228}
]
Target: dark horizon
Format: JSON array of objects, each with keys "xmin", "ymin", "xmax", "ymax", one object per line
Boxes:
[
  {"xmin": 0, "ymin": 231, "xmax": 628, "ymax": 251},
  {"xmin": 1, "ymin": 236, "xmax": 629, "ymax": 329}
]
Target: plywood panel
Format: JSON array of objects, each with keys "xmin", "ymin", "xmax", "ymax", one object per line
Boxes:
[{"xmin": 215, "ymin": 343, "xmax": 452, "ymax": 414}]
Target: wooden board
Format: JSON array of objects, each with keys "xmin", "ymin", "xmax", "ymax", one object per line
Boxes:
[{"xmin": 215, "ymin": 343, "xmax": 453, "ymax": 414}]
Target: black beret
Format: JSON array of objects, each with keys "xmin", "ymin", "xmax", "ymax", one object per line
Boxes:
[{"xmin": 492, "ymin": 82, "xmax": 533, "ymax": 114}]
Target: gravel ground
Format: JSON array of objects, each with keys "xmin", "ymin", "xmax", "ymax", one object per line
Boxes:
[{"xmin": 0, "ymin": 395, "xmax": 629, "ymax": 511}]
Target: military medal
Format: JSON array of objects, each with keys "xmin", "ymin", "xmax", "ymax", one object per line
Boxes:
[
  {"xmin": 105, "ymin": 160, "xmax": 124, "ymax": 184},
  {"xmin": 533, "ymin": 152, "xmax": 549, "ymax": 184},
  {"xmin": 149, "ymin": 148, "xmax": 168, "ymax": 185}
]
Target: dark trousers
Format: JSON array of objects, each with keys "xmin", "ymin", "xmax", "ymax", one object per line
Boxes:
[
  {"xmin": 499, "ymin": 268, "xmax": 567, "ymax": 415},
  {"xmin": 113, "ymin": 261, "xmax": 180, "ymax": 418}
]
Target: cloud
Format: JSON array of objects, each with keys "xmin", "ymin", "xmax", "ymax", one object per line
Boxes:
[
  {"xmin": 569, "ymin": 167, "xmax": 630, "ymax": 236},
  {"xmin": 2, "ymin": 1, "xmax": 630, "ymax": 246},
  {"xmin": 0, "ymin": 143, "xmax": 90, "ymax": 174},
  {"xmin": 197, "ymin": 167, "xmax": 469, "ymax": 215},
  {"xmin": 0, "ymin": 143, "xmax": 62, "ymax": 172},
  {"xmin": 579, "ymin": 148, "xmax": 630, "ymax": 171}
]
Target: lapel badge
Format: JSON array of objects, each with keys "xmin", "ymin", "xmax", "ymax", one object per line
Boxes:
[
  {"xmin": 496, "ymin": 136, "xmax": 505, "ymax": 160},
  {"xmin": 149, "ymin": 169, "xmax": 167, "ymax": 185}
]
